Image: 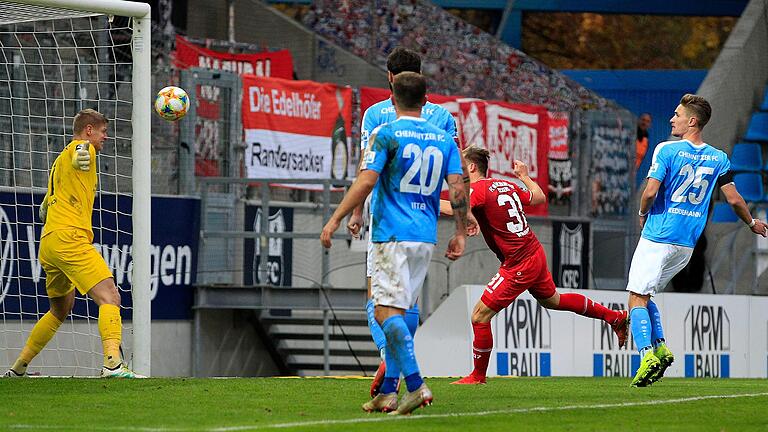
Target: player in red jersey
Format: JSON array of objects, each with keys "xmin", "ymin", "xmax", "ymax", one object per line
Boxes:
[{"xmin": 441, "ymin": 146, "xmax": 628, "ymax": 384}]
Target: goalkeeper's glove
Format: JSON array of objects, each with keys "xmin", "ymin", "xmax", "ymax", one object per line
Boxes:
[
  {"xmin": 72, "ymin": 142, "xmax": 91, "ymax": 171},
  {"xmin": 39, "ymin": 195, "xmax": 48, "ymax": 223}
]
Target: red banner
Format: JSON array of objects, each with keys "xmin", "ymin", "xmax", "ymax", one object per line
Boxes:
[
  {"xmin": 175, "ymin": 35, "xmax": 294, "ymax": 79},
  {"xmin": 242, "ymin": 75, "xmax": 353, "ymax": 187},
  {"xmin": 458, "ymin": 100, "xmax": 549, "ymax": 215},
  {"xmin": 547, "ymin": 112, "xmax": 569, "ymax": 160},
  {"xmin": 547, "ymin": 111, "xmax": 572, "ymax": 204}
]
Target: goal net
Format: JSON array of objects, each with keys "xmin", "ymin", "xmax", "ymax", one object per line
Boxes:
[{"xmin": 0, "ymin": 0, "xmax": 151, "ymax": 376}]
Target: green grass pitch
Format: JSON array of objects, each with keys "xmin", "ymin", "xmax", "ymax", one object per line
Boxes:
[{"xmin": 1, "ymin": 377, "xmax": 767, "ymax": 431}]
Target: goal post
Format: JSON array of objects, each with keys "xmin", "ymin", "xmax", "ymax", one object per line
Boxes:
[{"xmin": 0, "ymin": 0, "xmax": 151, "ymax": 375}]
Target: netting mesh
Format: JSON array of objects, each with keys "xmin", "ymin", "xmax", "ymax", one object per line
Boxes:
[{"xmin": 0, "ymin": 9, "xmax": 136, "ymax": 376}]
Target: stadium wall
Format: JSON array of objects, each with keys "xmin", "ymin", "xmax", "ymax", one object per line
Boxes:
[{"xmin": 416, "ymin": 285, "xmax": 768, "ymax": 379}]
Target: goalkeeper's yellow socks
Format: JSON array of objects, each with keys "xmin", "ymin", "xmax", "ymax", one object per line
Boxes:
[
  {"xmin": 15, "ymin": 311, "xmax": 63, "ymax": 374},
  {"xmin": 98, "ymin": 304, "xmax": 122, "ymax": 369}
]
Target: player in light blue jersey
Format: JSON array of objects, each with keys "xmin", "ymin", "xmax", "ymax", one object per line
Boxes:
[
  {"xmin": 321, "ymin": 72, "xmax": 468, "ymax": 414},
  {"xmin": 627, "ymin": 94, "xmax": 768, "ymax": 387},
  {"xmin": 345, "ymin": 47, "xmax": 475, "ymax": 399}
]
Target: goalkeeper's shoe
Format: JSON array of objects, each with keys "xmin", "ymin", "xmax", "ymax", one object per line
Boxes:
[
  {"xmin": 610, "ymin": 310, "xmax": 629, "ymax": 348},
  {"xmin": 390, "ymin": 383, "xmax": 432, "ymax": 416},
  {"xmin": 450, "ymin": 374, "xmax": 486, "ymax": 385},
  {"xmin": 630, "ymin": 350, "xmax": 661, "ymax": 388},
  {"xmin": 2, "ymin": 369, "xmax": 25, "ymax": 378},
  {"xmin": 100, "ymin": 364, "xmax": 146, "ymax": 379},
  {"xmin": 648, "ymin": 344, "xmax": 675, "ymax": 384},
  {"xmin": 361, "ymin": 392, "xmax": 397, "ymax": 413}
]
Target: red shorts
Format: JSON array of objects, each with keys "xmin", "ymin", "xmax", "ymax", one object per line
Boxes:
[{"xmin": 480, "ymin": 245, "xmax": 556, "ymax": 312}]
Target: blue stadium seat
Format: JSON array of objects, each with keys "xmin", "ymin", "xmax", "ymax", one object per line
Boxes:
[
  {"xmin": 744, "ymin": 113, "xmax": 768, "ymax": 142},
  {"xmin": 710, "ymin": 202, "xmax": 739, "ymax": 223},
  {"xmin": 730, "ymin": 143, "xmax": 763, "ymax": 172},
  {"xmin": 733, "ymin": 173, "xmax": 764, "ymax": 202}
]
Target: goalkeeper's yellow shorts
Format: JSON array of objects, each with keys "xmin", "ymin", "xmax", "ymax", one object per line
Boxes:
[{"xmin": 39, "ymin": 228, "xmax": 113, "ymax": 298}]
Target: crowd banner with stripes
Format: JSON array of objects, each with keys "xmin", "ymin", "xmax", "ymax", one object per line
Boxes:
[{"xmin": 242, "ymin": 75, "xmax": 353, "ymax": 187}]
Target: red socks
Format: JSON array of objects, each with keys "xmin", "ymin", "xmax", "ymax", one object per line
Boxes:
[
  {"xmin": 557, "ymin": 293, "xmax": 620, "ymax": 324},
  {"xmin": 471, "ymin": 322, "xmax": 493, "ymax": 378}
]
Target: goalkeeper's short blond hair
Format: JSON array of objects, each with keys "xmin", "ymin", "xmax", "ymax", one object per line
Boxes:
[{"xmin": 73, "ymin": 109, "xmax": 108, "ymax": 134}]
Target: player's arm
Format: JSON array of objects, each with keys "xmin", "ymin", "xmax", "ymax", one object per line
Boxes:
[
  {"xmin": 348, "ymin": 114, "xmax": 376, "ymax": 236},
  {"xmin": 720, "ymin": 173, "xmax": 768, "ymax": 236},
  {"xmin": 636, "ymin": 178, "xmax": 661, "ymax": 228},
  {"xmin": 39, "ymin": 193, "xmax": 49, "ymax": 223},
  {"xmin": 445, "ymin": 173, "xmax": 468, "ymax": 260},
  {"xmin": 638, "ymin": 178, "xmax": 661, "ymax": 216},
  {"xmin": 321, "ymin": 170, "xmax": 379, "ymax": 248},
  {"xmin": 451, "ymin": 126, "xmax": 471, "ymax": 187},
  {"xmin": 512, "ymin": 160, "xmax": 545, "ymax": 205},
  {"xmin": 439, "ymin": 199, "xmax": 453, "ymax": 216}
]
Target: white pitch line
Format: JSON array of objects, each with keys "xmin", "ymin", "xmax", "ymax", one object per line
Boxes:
[{"xmin": 9, "ymin": 392, "xmax": 768, "ymax": 432}]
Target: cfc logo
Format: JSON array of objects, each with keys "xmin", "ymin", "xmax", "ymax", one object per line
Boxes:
[
  {"xmin": 253, "ymin": 208, "xmax": 287, "ymax": 286},
  {"xmin": 495, "ymin": 299, "xmax": 551, "ymax": 376},
  {"xmin": 0, "ymin": 206, "xmax": 14, "ymax": 305}
]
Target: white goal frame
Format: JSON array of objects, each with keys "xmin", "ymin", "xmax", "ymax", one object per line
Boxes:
[{"xmin": 5, "ymin": 0, "xmax": 152, "ymax": 375}]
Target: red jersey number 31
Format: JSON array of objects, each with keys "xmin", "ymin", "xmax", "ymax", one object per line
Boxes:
[{"xmin": 497, "ymin": 193, "xmax": 528, "ymax": 235}]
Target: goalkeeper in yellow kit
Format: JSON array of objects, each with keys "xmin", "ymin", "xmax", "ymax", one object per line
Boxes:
[{"xmin": 4, "ymin": 109, "xmax": 142, "ymax": 378}]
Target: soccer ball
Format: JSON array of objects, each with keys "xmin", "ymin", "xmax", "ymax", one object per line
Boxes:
[{"xmin": 154, "ymin": 86, "xmax": 190, "ymax": 121}]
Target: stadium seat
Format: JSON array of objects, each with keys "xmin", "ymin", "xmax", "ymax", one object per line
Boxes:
[
  {"xmin": 710, "ymin": 202, "xmax": 739, "ymax": 223},
  {"xmin": 733, "ymin": 172, "xmax": 764, "ymax": 202},
  {"xmin": 744, "ymin": 113, "xmax": 768, "ymax": 142},
  {"xmin": 730, "ymin": 143, "xmax": 763, "ymax": 172}
]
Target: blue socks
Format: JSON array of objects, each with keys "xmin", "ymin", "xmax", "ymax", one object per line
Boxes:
[
  {"xmin": 380, "ymin": 341, "xmax": 401, "ymax": 394},
  {"xmin": 382, "ymin": 315, "xmax": 423, "ymax": 392},
  {"xmin": 368, "ymin": 299, "xmax": 420, "ymax": 356},
  {"xmin": 646, "ymin": 300, "xmax": 666, "ymax": 348},
  {"xmin": 404, "ymin": 304, "xmax": 419, "ymax": 337},
  {"xmin": 630, "ymin": 306, "xmax": 652, "ymax": 355},
  {"xmin": 367, "ymin": 299, "xmax": 387, "ymax": 355}
]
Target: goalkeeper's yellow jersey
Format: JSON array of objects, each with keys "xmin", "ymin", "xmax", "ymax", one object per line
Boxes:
[{"xmin": 43, "ymin": 139, "xmax": 97, "ymax": 241}]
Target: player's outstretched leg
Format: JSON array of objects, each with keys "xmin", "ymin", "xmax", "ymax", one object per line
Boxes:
[
  {"xmin": 646, "ymin": 300, "xmax": 674, "ymax": 384},
  {"xmin": 629, "ymin": 306, "xmax": 660, "ymax": 387},
  {"xmin": 452, "ymin": 321, "xmax": 492, "ymax": 385},
  {"xmin": 4, "ymin": 309, "xmax": 64, "ymax": 377},
  {"xmin": 556, "ymin": 293, "xmax": 629, "ymax": 347},
  {"xmin": 2, "ymin": 291, "xmax": 67, "ymax": 378}
]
